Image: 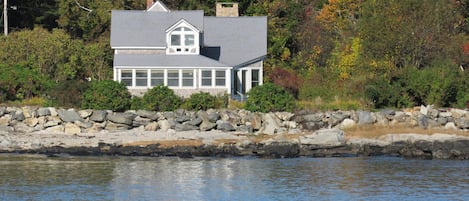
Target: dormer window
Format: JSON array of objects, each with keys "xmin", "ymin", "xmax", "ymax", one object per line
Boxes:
[{"xmin": 166, "ymin": 20, "xmax": 200, "ymax": 54}]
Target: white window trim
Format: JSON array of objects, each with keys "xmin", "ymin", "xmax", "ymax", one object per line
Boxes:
[{"xmin": 166, "ymin": 20, "xmax": 200, "ymax": 55}]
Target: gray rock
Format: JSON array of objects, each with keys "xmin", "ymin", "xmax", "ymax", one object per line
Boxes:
[
  {"xmin": 300, "ymin": 113, "xmax": 324, "ymax": 123},
  {"xmin": 45, "ymin": 125, "xmax": 64, "ymax": 133},
  {"xmin": 259, "ymin": 113, "xmax": 282, "ymax": 135},
  {"xmin": 58, "ymin": 110, "xmax": 83, "ymax": 123},
  {"xmin": 0, "ymin": 106, "xmax": 5, "ymax": 116},
  {"xmin": 219, "ymin": 110, "xmax": 242, "ymax": 125},
  {"xmin": 162, "ymin": 112, "xmax": 176, "ymax": 119},
  {"xmin": 13, "ymin": 111, "xmax": 25, "ymax": 121},
  {"xmin": 107, "ymin": 113, "xmax": 136, "ymax": 125},
  {"xmin": 37, "ymin": 108, "xmax": 51, "ymax": 116},
  {"xmin": 14, "ymin": 123, "xmax": 36, "ymax": 133},
  {"xmin": 175, "ymin": 123, "xmax": 198, "ymax": 131},
  {"xmin": 22, "ymin": 106, "xmax": 38, "ymax": 118},
  {"xmin": 132, "ymin": 116, "xmax": 152, "ymax": 127},
  {"xmin": 455, "ymin": 117, "xmax": 469, "ymax": 129},
  {"xmin": 418, "ymin": 115, "xmax": 429, "ymax": 129},
  {"xmin": 185, "ymin": 117, "xmax": 203, "ymax": 126},
  {"xmin": 357, "ymin": 111, "xmax": 375, "ymax": 125},
  {"xmin": 248, "ymin": 113, "xmax": 263, "ymax": 131},
  {"xmin": 43, "ymin": 116, "xmax": 61, "ymax": 128},
  {"xmin": 275, "ymin": 112, "xmax": 295, "ymax": 121},
  {"xmin": 136, "ymin": 110, "xmax": 159, "ymax": 120},
  {"xmin": 175, "ymin": 115, "xmax": 191, "ymax": 123},
  {"xmin": 338, "ymin": 118, "xmax": 356, "ymax": 129},
  {"xmin": 207, "ymin": 111, "xmax": 220, "ymax": 122},
  {"xmin": 48, "ymin": 107, "xmax": 58, "ymax": 116},
  {"xmin": 90, "ymin": 110, "xmax": 107, "ymax": 122},
  {"xmin": 299, "ymin": 128, "xmax": 345, "ymax": 148},
  {"xmin": 24, "ymin": 118, "xmax": 39, "ymax": 127},
  {"xmin": 105, "ymin": 121, "xmax": 130, "ymax": 131},
  {"xmin": 437, "ymin": 117, "xmax": 448, "ymax": 125},
  {"xmin": 216, "ymin": 120, "xmax": 236, "ymax": 132},
  {"xmin": 74, "ymin": 120, "xmax": 93, "ymax": 129},
  {"xmin": 200, "ymin": 121, "xmax": 217, "ymax": 131},
  {"xmin": 236, "ymin": 125, "xmax": 253, "ymax": 133}
]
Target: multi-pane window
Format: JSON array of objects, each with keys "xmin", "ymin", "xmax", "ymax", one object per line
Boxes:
[
  {"xmin": 215, "ymin": 70, "xmax": 226, "ymax": 86},
  {"xmin": 169, "ymin": 26, "xmax": 197, "ymax": 54},
  {"xmin": 201, "ymin": 70, "xmax": 212, "ymax": 86},
  {"xmin": 182, "ymin": 70, "xmax": 194, "ymax": 87},
  {"xmin": 121, "ymin": 70, "xmax": 132, "ymax": 86},
  {"xmin": 167, "ymin": 70, "xmax": 179, "ymax": 86},
  {"xmin": 252, "ymin": 69, "xmax": 260, "ymax": 88},
  {"xmin": 151, "ymin": 70, "xmax": 164, "ymax": 86},
  {"xmin": 135, "ymin": 70, "xmax": 148, "ymax": 87}
]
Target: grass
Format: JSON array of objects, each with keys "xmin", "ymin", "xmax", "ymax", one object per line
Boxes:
[
  {"xmin": 297, "ymin": 96, "xmax": 367, "ymax": 111},
  {"xmin": 344, "ymin": 125, "xmax": 469, "ymax": 139}
]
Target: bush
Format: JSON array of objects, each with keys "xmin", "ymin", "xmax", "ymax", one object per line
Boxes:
[
  {"xmin": 81, "ymin": 80, "xmax": 131, "ymax": 111},
  {"xmin": 142, "ymin": 85, "xmax": 182, "ymax": 111},
  {"xmin": 130, "ymin": 96, "xmax": 144, "ymax": 110},
  {"xmin": 48, "ymin": 79, "xmax": 90, "ymax": 108},
  {"xmin": 245, "ymin": 83, "xmax": 296, "ymax": 112},
  {"xmin": 184, "ymin": 92, "xmax": 217, "ymax": 110}
]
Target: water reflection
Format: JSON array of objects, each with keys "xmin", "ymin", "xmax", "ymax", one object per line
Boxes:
[{"xmin": 1, "ymin": 154, "xmax": 468, "ymax": 201}]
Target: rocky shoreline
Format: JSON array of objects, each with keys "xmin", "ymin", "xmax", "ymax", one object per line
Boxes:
[{"xmin": 1, "ymin": 106, "xmax": 469, "ymax": 159}]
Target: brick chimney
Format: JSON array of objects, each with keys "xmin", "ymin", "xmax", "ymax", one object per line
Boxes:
[
  {"xmin": 147, "ymin": 0, "xmax": 154, "ymax": 10},
  {"xmin": 216, "ymin": 2, "xmax": 239, "ymax": 17}
]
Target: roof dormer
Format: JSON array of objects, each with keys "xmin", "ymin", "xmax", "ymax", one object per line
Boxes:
[
  {"xmin": 147, "ymin": 0, "xmax": 170, "ymax": 12},
  {"xmin": 166, "ymin": 19, "xmax": 200, "ymax": 55}
]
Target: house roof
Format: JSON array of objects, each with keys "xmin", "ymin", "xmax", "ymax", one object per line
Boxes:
[
  {"xmin": 202, "ymin": 16, "xmax": 267, "ymax": 67},
  {"xmin": 110, "ymin": 8, "xmax": 267, "ymax": 67},
  {"xmin": 111, "ymin": 10, "xmax": 204, "ymax": 48},
  {"xmin": 114, "ymin": 54, "xmax": 229, "ymax": 67}
]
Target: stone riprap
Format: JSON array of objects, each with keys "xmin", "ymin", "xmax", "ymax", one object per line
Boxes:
[{"xmin": 0, "ymin": 105, "xmax": 469, "ymax": 159}]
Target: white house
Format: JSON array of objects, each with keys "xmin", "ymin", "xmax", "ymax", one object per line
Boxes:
[{"xmin": 110, "ymin": 0, "xmax": 267, "ymax": 99}]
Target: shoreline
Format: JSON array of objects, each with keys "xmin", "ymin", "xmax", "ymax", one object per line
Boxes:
[{"xmin": 1, "ymin": 129, "xmax": 469, "ymax": 159}]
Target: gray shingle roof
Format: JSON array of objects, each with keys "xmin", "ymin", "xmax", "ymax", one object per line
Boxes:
[
  {"xmin": 114, "ymin": 54, "xmax": 229, "ymax": 67},
  {"xmin": 202, "ymin": 16, "xmax": 267, "ymax": 67},
  {"xmin": 111, "ymin": 10, "xmax": 204, "ymax": 48},
  {"xmin": 110, "ymin": 9, "xmax": 267, "ymax": 67}
]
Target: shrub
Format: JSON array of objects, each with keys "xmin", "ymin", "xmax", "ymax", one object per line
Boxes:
[
  {"xmin": 184, "ymin": 92, "xmax": 217, "ymax": 110},
  {"xmin": 245, "ymin": 82, "xmax": 296, "ymax": 112},
  {"xmin": 130, "ymin": 96, "xmax": 144, "ymax": 110},
  {"xmin": 48, "ymin": 79, "xmax": 90, "ymax": 108},
  {"xmin": 81, "ymin": 80, "xmax": 131, "ymax": 111},
  {"xmin": 142, "ymin": 85, "xmax": 182, "ymax": 111}
]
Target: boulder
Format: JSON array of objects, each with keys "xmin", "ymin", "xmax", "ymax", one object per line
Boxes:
[
  {"xmin": 275, "ymin": 112, "xmax": 294, "ymax": 121},
  {"xmin": 58, "ymin": 110, "xmax": 83, "ymax": 123},
  {"xmin": 144, "ymin": 122, "xmax": 159, "ymax": 131},
  {"xmin": 175, "ymin": 123, "xmax": 198, "ymax": 131},
  {"xmin": 0, "ymin": 115, "xmax": 11, "ymax": 126},
  {"xmin": 300, "ymin": 113, "xmax": 324, "ymax": 123},
  {"xmin": 0, "ymin": 106, "xmax": 5, "ymax": 116},
  {"xmin": 185, "ymin": 117, "xmax": 203, "ymax": 126},
  {"xmin": 158, "ymin": 120, "xmax": 171, "ymax": 132},
  {"xmin": 48, "ymin": 107, "xmax": 58, "ymax": 117},
  {"xmin": 216, "ymin": 120, "xmax": 236, "ymax": 132},
  {"xmin": 64, "ymin": 123, "xmax": 82, "ymax": 134},
  {"xmin": 89, "ymin": 110, "xmax": 107, "ymax": 122},
  {"xmin": 132, "ymin": 116, "xmax": 152, "ymax": 127},
  {"xmin": 455, "ymin": 117, "xmax": 469, "ymax": 129},
  {"xmin": 74, "ymin": 120, "xmax": 93, "ymax": 129},
  {"xmin": 43, "ymin": 116, "xmax": 61, "ymax": 128},
  {"xmin": 22, "ymin": 106, "xmax": 38, "ymax": 118},
  {"xmin": 24, "ymin": 118, "xmax": 39, "ymax": 127},
  {"xmin": 219, "ymin": 110, "xmax": 242, "ymax": 125},
  {"xmin": 0, "ymin": 125, "xmax": 14, "ymax": 133},
  {"xmin": 200, "ymin": 121, "xmax": 217, "ymax": 131},
  {"xmin": 259, "ymin": 113, "xmax": 282, "ymax": 135},
  {"xmin": 338, "ymin": 118, "xmax": 356, "ymax": 129},
  {"xmin": 107, "ymin": 113, "xmax": 136, "ymax": 125},
  {"xmin": 105, "ymin": 121, "xmax": 130, "ymax": 131},
  {"xmin": 79, "ymin": 110, "xmax": 93, "ymax": 119},
  {"xmin": 299, "ymin": 128, "xmax": 346, "ymax": 148},
  {"xmin": 357, "ymin": 111, "xmax": 375, "ymax": 125},
  {"xmin": 37, "ymin": 108, "xmax": 51, "ymax": 116},
  {"xmin": 14, "ymin": 123, "xmax": 36, "ymax": 133},
  {"xmin": 175, "ymin": 115, "xmax": 191, "ymax": 123},
  {"xmin": 13, "ymin": 111, "xmax": 25, "ymax": 121},
  {"xmin": 247, "ymin": 113, "xmax": 263, "ymax": 131},
  {"xmin": 136, "ymin": 110, "xmax": 159, "ymax": 120},
  {"xmin": 45, "ymin": 125, "xmax": 64, "ymax": 133}
]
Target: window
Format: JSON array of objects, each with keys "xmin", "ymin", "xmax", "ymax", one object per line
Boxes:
[
  {"xmin": 167, "ymin": 70, "xmax": 179, "ymax": 87},
  {"xmin": 168, "ymin": 25, "xmax": 198, "ymax": 54},
  {"xmin": 215, "ymin": 70, "xmax": 226, "ymax": 86},
  {"xmin": 151, "ymin": 70, "xmax": 164, "ymax": 86},
  {"xmin": 201, "ymin": 70, "xmax": 212, "ymax": 86},
  {"xmin": 252, "ymin": 69, "xmax": 260, "ymax": 88},
  {"xmin": 121, "ymin": 70, "xmax": 132, "ymax": 86},
  {"xmin": 136, "ymin": 70, "xmax": 148, "ymax": 87},
  {"xmin": 182, "ymin": 70, "xmax": 194, "ymax": 87}
]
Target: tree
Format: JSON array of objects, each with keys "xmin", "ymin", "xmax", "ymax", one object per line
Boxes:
[{"xmin": 82, "ymin": 80, "xmax": 131, "ymax": 111}]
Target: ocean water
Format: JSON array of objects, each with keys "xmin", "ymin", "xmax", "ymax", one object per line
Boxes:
[{"xmin": 0, "ymin": 154, "xmax": 468, "ymax": 201}]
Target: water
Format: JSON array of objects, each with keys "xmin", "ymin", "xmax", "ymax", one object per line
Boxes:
[{"xmin": 0, "ymin": 155, "xmax": 468, "ymax": 201}]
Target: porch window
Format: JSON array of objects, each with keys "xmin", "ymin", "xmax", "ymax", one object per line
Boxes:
[
  {"xmin": 215, "ymin": 70, "xmax": 226, "ymax": 86},
  {"xmin": 167, "ymin": 70, "xmax": 179, "ymax": 87},
  {"xmin": 201, "ymin": 70, "xmax": 212, "ymax": 86},
  {"xmin": 136, "ymin": 70, "xmax": 148, "ymax": 87},
  {"xmin": 182, "ymin": 70, "xmax": 194, "ymax": 87},
  {"xmin": 121, "ymin": 70, "xmax": 132, "ymax": 87},
  {"xmin": 252, "ymin": 69, "xmax": 260, "ymax": 88},
  {"xmin": 151, "ymin": 70, "xmax": 164, "ymax": 86}
]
